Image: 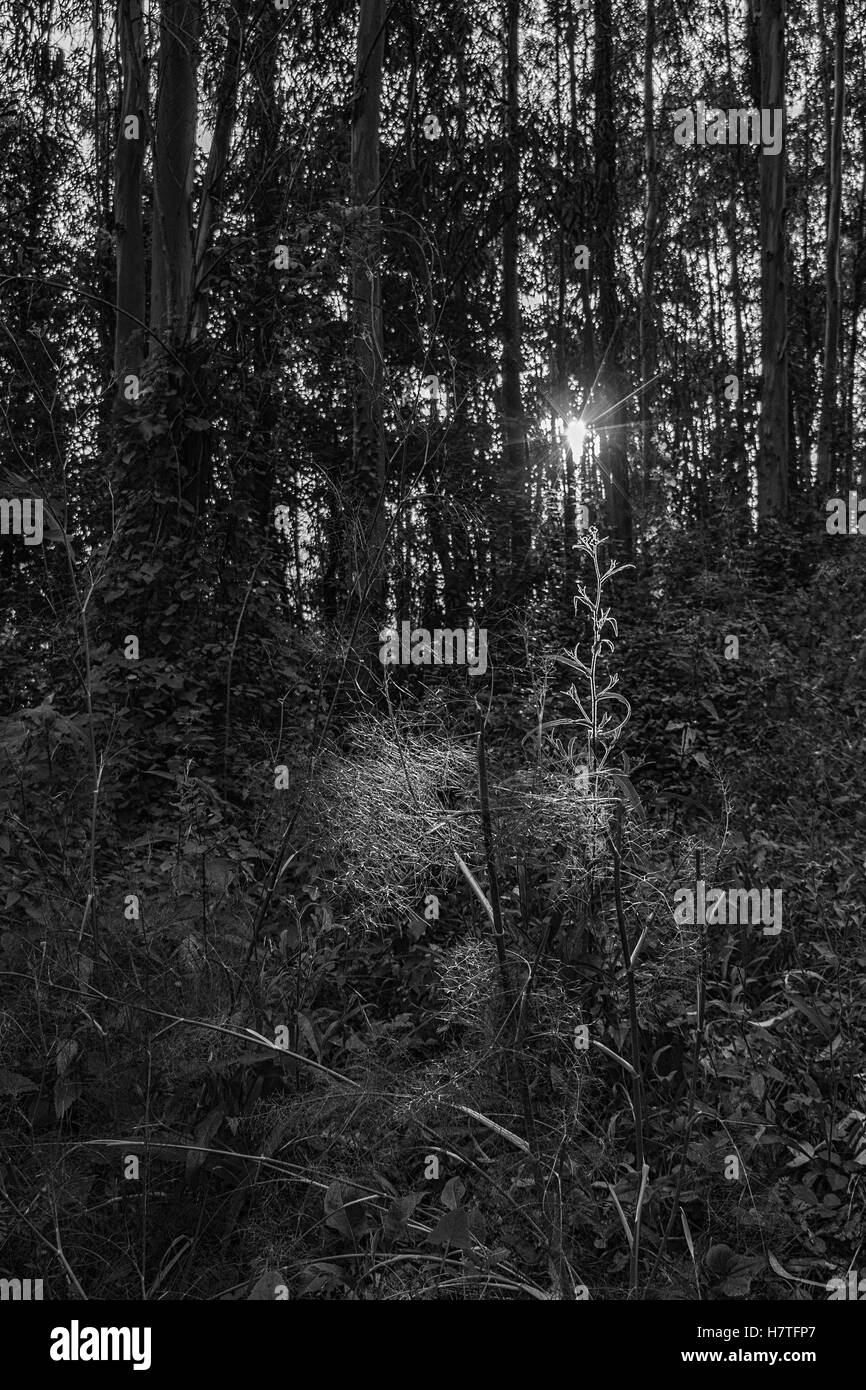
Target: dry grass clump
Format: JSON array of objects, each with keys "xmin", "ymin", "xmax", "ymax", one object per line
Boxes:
[
  {"xmin": 492, "ymin": 733, "xmax": 614, "ymax": 906},
  {"xmin": 435, "ymin": 938, "xmax": 499, "ymax": 1036},
  {"xmin": 308, "ymin": 714, "xmax": 478, "ymax": 927},
  {"xmin": 389, "ymin": 1047, "xmax": 501, "ymax": 1127}
]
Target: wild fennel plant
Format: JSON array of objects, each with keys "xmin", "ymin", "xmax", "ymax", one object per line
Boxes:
[{"xmin": 558, "ymin": 531, "xmax": 650, "ymax": 1296}]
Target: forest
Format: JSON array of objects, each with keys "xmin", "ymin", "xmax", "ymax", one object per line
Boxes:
[{"xmin": 0, "ymin": 0, "xmax": 865, "ymax": 1325}]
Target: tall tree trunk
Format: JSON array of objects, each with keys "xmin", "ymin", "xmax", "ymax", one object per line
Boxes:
[
  {"xmin": 757, "ymin": 0, "xmax": 789, "ymax": 520},
  {"xmin": 152, "ymin": 0, "xmax": 207, "ymax": 534},
  {"xmin": 553, "ymin": 3, "xmax": 577, "ymax": 606},
  {"xmin": 567, "ymin": 12, "xmax": 600, "ymax": 397},
  {"xmin": 843, "ymin": 137, "xmax": 866, "ymax": 489},
  {"xmin": 93, "ymin": 0, "xmax": 115, "ymax": 393},
  {"xmin": 150, "ymin": 0, "xmax": 198, "ymax": 346},
  {"xmin": 593, "ymin": 0, "xmax": 630, "ymax": 556},
  {"xmin": 113, "ymin": 0, "xmax": 146, "ymax": 411},
  {"xmin": 816, "ymin": 0, "xmax": 845, "ymax": 493},
  {"xmin": 501, "ymin": 0, "xmax": 530, "ymax": 589},
  {"xmin": 639, "ymin": 0, "xmax": 658, "ymax": 508},
  {"xmin": 722, "ymin": 199, "xmax": 750, "ymax": 518},
  {"xmin": 241, "ymin": 0, "xmax": 282, "ymax": 544},
  {"xmin": 349, "ymin": 0, "xmax": 388, "ymax": 638},
  {"xmin": 191, "ymin": 0, "xmax": 247, "ymax": 342}
]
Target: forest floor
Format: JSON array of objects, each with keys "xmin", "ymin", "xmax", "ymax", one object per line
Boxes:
[{"xmin": 1, "ymin": 528, "xmax": 865, "ymax": 1301}]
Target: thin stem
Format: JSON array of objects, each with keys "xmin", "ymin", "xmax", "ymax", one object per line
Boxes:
[
  {"xmin": 643, "ymin": 848, "xmax": 706, "ymax": 1295},
  {"xmin": 609, "ymin": 802, "xmax": 645, "ymax": 1296}
]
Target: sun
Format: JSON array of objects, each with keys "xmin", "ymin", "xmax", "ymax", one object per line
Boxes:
[{"xmin": 566, "ymin": 419, "xmax": 587, "ymax": 457}]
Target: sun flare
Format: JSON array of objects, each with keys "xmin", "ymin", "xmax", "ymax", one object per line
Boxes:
[{"xmin": 566, "ymin": 419, "xmax": 587, "ymax": 456}]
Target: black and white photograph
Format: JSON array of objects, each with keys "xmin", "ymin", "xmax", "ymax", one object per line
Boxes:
[{"xmin": 0, "ymin": 0, "xmax": 863, "ymax": 1366}]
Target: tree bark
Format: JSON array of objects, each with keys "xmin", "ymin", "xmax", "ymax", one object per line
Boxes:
[
  {"xmin": 593, "ymin": 0, "xmax": 630, "ymax": 556},
  {"xmin": 816, "ymin": 0, "xmax": 845, "ymax": 493},
  {"xmin": 150, "ymin": 0, "xmax": 199, "ymax": 346},
  {"xmin": 191, "ymin": 0, "xmax": 248, "ymax": 342},
  {"xmin": 113, "ymin": 0, "xmax": 146, "ymax": 406},
  {"xmin": 757, "ymin": 0, "xmax": 789, "ymax": 520},
  {"xmin": 501, "ymin": 0, "xmax": 530, "ymax": 586},
  {"xmin": 349, "ymin": 0, "xmax": 388, "ymax": 631},
  {"xmin": 639, "ymin": 0, "xmax": 658, "ymax": 506}
]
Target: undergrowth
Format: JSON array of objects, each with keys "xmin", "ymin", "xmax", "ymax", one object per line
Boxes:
[{"xmin": 1, "ymin": 530, "xmax": 864, "ymax": 1301}]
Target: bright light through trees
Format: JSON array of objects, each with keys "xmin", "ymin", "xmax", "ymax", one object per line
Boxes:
[{"xmin": 567, "ymin": 419, "xmax": 587, "ymax": 457}]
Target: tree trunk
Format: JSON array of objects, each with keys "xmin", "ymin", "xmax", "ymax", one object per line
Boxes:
[
  {"xmin": 757, "ymin": 0, "xmax": 788, "ymax": 520},
  {"xmin": 349, "ymin": 0, "xmax": 388, "ymax": 635},
  {"xmin": 593, "ymin": 0, "xmax": 630, "ymax": 556},
  {"xmin": 150, "ymin": 0, "xmax": 199, "ymax": 346},
  {"xmin": 501, "ymin": 0, "xmax": 530, "ymax": 587},
  {"xmin": 191, "ymin": 0, "xmax": 247, "ymax": 342},
  {"xmin": 113, "ymin": 0, "xmax": 146, "ymax": 409},
  {"xmin": 722, "ymin": 199, "xmax": 750, "ymax": 517},
  {"xmin": 816, "ymin": 0, "xmax": 845, "ymax": 494},
  {"xmin": 639, "ymin": 0, "xmax": 658, "ymax": 506},
  {"xmin": 843, "ymin": 135, "xmax": 866, "ymax": 489}
]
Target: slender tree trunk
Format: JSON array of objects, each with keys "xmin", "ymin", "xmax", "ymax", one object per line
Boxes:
[
  {"xmin": 722, "ymin": 200, "xmax": 750, "ymax": 517},
  {"xmin": 593, "ymin": 0, "xmax": 630, "ymax": 556},
  {"xmin": 553, "ymin": 5, "xmax": 577, "ymax": 605},
  {"xmin": 113, "ymin": 0, "xmax": 146, "ymax": 410},
  {"xmin": 758, "ymin": 0, "xmax": 789, "ymax": 519},
  {"xmin": 816, "ymin": 0, "xmax": 845, "ymax": 493},
  {"xmin": 501, "ymin": 0, "xmax": 530, "ymax": 587},
  {"xmin": 191, "ymin": 0, "xmax": 248, "ymax": 342},
  {"xmin": 93, "ymin": 0, "xmax": 115, "ymax": 388},
  {"xmin": 349, "ymin": 0, "xmax": 388, "ymax": 641},
  {"xmin": 844, "ymin": 139, "xmax": 866, "ymax": 488},
  {"xmin": 639, "ymin": 0, "xmax": 658, "ymax": 505},
  {"xmin": 150, "ymin": 0, "xmax": 199, "ymax": 346},
  {"xmin": 243, "ymin": 0, "xmax": 283, "ymax": 542}
]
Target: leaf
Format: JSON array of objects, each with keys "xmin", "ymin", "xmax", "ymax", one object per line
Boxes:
[
  {"xmin": 704, "ymin": 1243, "xmax": 734, "ymax": 1276},
  {"xmin": 721, "ymin": 1272, "xmax": 754, "ymax": 1297},
  {"xmin": 53, "ymin": 1078, "xmax": 81, "ymax": 1120},
  {"xmin": 383, "ymin": 1193, "xmax": 421, "ymax": 1240},
  {"xmin": 295, "ymin": 1263, "xmax": 345, "ymax": 1296},
  {"xmin": 441, "ymin": 1177, "xmax": 466, "ymax": 1211},
  {"xmin": 680, "ymin": 1208, "xmax": 695, "ymax": 1262},
  {"xmin": 296, "ymin": 1011, "xmax": 322, "ymax": 1062},
  {"xmin": 788, "ymin": 996, "xmax": 835, "ymax": 1038},
  {"xmin": 405, "ymin": 908, "xmax": 427, "ymax": 942},
  {"xmin": 425, "ymin": 1207, "xmax": 473, "ymax": 1250},
  {"xmin": 247, "ymin": 1269, "xmax": 285, "ymax": 1300},
  {"xmin": 56, "ymin": 1038, "xmax": 79, "ymax": 1077},
  {"xmin": 692, "ymin": 750, "xmax": 711, "ymax": 770},
  {"xmin": 187, "ymin": 1108, "xmax": 225, "ymax": 1178},
  {"xmin": 767, "ymin": 1250, "xmax": 794, "ymax": 1280},
  {"xmin": 786, "ymin": 1141, "xmax": 816, "ymax": 1168},
  {"xmin": 767, "ymin": 1251, "xmax": 837, "ymax": 1288},
  {"xmin": 604, "ymin": 770, "xmax": 646, "ymax": 823},
  {"xmin": 453, "ymin": 1104, "xmax": 530, "ymax": 1153},
  {"xmin": 323, "ymin": 1180, "xmax": 371, "ymax": 1239},
  {"xmin": 0, "ymin": 1068, "xmax": 37, "ymax": 1096}
]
